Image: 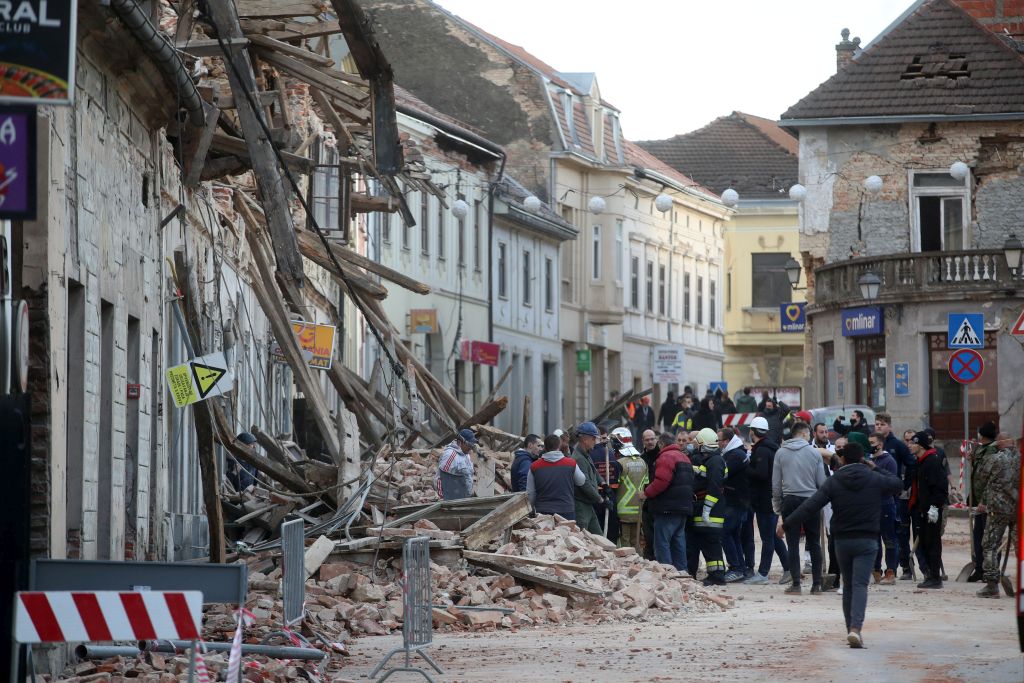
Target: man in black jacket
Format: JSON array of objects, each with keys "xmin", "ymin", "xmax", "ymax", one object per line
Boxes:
[
  {"xmin": 874, "ymin": 413, "xmax": 916, "ymax": 580},
  {"xmin": 908, "ymin": 431, "xmax": 948, "ymax": 589},
  {"xmin": 833, "ymin": 410, "xmax": 870, "ymax": 437},
  {"xmin": 783, "ymin": 442, "xmax": 902, "ymax": 648},
  {"xmin": 745, "ymin": 417, "xmax": 789, "ymax": 584},
  {"xmin": 639, "ymin": 429, "xmax": 661, "ymax": 560},
  {"xmin": 719, "ymin": 427, "xmax": 754, "ymax": 582},
  {"xmin": 511, "ymin": 434, "xmax": 543, "ymax": 492}
]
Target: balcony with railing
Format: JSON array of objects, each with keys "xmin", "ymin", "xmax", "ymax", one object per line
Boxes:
[{"xmin": 811, "ymin": 249, "xmax": 1023, "ymax": 310}]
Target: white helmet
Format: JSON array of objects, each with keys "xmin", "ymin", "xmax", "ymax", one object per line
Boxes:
[
  {"xmin": 750, "ymin": 416, "xmax": 770, "ymax": 431},
  {"xmin": 610, "ymin": 427, "xmax": 640, "ymax": 456}
]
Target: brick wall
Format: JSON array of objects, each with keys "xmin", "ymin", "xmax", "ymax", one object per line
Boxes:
[{"xmin": 951, "ymin": 0, "xmax": 1024, "ymax": 36}]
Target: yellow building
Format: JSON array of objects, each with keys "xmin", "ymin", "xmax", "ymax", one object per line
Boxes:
[{"xmin": 639, "ymin": 113, "xmax": 806, "ymax": 406}]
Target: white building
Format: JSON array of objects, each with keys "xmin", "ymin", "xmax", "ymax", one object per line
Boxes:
[{"xmin": 491, "ymin": 177, "xmax": 577, "ymax": 435}]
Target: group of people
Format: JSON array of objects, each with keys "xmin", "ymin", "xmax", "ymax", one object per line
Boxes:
[{"xmin": 435, "ymin": 407, "xmax": 1020, "ymax": 649}]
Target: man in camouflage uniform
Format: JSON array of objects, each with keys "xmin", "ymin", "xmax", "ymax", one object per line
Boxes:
[{"xmin": 976, "ymin": 431, "xmax": 1021, "ymax": 598}]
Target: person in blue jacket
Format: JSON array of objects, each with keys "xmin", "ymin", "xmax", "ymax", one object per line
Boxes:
[{"xmin": 511, "ymin": 434, "xmax": 543, "ymax": 492}]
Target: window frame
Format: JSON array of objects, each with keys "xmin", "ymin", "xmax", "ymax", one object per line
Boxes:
[
  {"xmin": 436, "ymin": 193, "xmax": 446, "ymax": 261},
  {"xmin": 497, "ymin": 241, "xmax": 508, "ymax": 299},
  {"xmin": 592, "ymin": 224, "xmax": 602, "ymax": 280},
  {"xmin": 710, "ymin": 279, "xmax": 717, "ymax": 329},
  {"xmin": 645, "ymin": 259, "xmax": 654, "ymax": 313},
  {"xmin": 696, "ymin": 275, "xmax": 704, "ymax": 326},
  {"xmin": 544, "ymin": 256, "xmax": 554, "ymax": 312},
  {"xmin": 908, "ymin": 170, "xmax": 970, "ymax": 252},
  {"xmin": 683, "ymin": 272, "xmax": 691, "ymax": 322},
  {"xmin": 474, "ymin": 199, "xmax": 483, "ymax": 272},
  {"xmin": 615, "ymin": 219, "xmax": 624, "ymax": 282},
  {"xmin": 420, "ymin": 193, "xmax": 430, "ymax": 256},
  {"xmin": 751, "ymin": 253, "xmax": 794, "ymax": 309},
  {"xmin": 630, "ymin": 256, "xmax": 639, "ymax": 309},
  {"xmin": 522, "ymin": 249, "xmax": 532, "ymax": 306},
  {"xmin": 658, "ymin": 264, "xmax": 666, "ymax": 316}
]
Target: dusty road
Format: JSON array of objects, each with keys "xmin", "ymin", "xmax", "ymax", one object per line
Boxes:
[{"xmin": 337, "ymin": 517, "xmax": 1022, "ymax": 682}]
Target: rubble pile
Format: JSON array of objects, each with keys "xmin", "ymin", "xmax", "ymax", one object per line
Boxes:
[{"xmin": 373, "ymin": 448, "xmax": 513, "ymax": 506}]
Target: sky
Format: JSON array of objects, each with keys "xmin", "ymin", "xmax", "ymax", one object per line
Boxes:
[{"xmin": 434, "ymin": 0, "xmax": 909, "ymax": 141}]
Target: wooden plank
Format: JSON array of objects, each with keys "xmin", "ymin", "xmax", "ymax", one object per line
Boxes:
[
  {"xmin": 204, "ymin": 0, "xmax": 305, "ymax": 288},
  {"xmin": 174, "ymin": 0, "xmax": 197, "ymax": 46},
  {"xmin": 247, "ymin": 33, "xmax": 334, "ymax": 68},
  {"xmin": 431, "ymin": 397, "xmax": 509, "ymax": 449},
  {"xmin": 520, "ymin": 394, "xmax": 531, "ymax": 437},
  {"xmin": 237, "ymin": 0, "xmax": 322, "ymax": 18},
  {"xmin": 461, "ymin": 550, "xmax": 595, "ymax": 573},
  {"xmin": 295, "ymin": 228, "xmax": 427, "ymax": 295},
  {"xmin": 460, "ymin": 492, "xmax": 531, "ymax": 550},
  {"xmin": 182, "ymin": 99, "xmax": 221, "ymax": 188},
  {"xmin": 238, "ymin": 198, "xmax": 343, "ymax": 464},
  {"xmin": 350, "ymin": 192, "xmax": 399, "ymax": 214},
  {"xmin": 292, "ymin": 229, "xmax": 388, "ymax": 300},
  {"xmin": 464, "ymin": 557, "xmax": 606, "ymax": 597},
  {"xmin": 170, "ymin": 255, "xmax": 226, "ymax": 563},
  {"xmin": 240, "ymin": 18, "xmax": 344, "ymax": 42},
  {"xmin": 255, "ymin": 48, "xmax": 368, "ymax": 105},
  {"xmin": 210, "ymin": 132, "xmax": 314, "ymax": 174},
  {"xmin": 251, "ymin": 425, "xmax": 295, "ymax": 466},
  {"xmin": 176, "ymin": 37, "xmax": 250, "ymax": 56}
]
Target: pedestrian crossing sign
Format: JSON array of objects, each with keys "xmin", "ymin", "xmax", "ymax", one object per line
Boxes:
[
  {"xmin": 166, "ymin": 351, "xmax": 233, "ymax": 408},
  {"xmin": 947, "ymin": 313, "xmax": 984, "ymax": 349}
]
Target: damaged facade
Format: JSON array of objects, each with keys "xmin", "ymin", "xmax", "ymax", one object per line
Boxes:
[{"xmin": 782, "ymin": 0, "xmax": 1024, "ymax": 436}]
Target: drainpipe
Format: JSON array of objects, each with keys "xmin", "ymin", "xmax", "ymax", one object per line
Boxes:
[
  {"xmin": 488, "ymin": 151, "xmax": 507, "ymax": 397},
  {"xmin": 109, "ymin": 0, "xmax": 205, "ymax": 127}
]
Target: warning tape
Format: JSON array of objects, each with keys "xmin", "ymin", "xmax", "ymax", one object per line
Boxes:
[{"xmin": 722, "ymin": 412, "xmax": 757, "ymax": 427}]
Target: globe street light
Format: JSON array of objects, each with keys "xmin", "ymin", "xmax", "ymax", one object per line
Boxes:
[
  {"xmin": 1004, "ymin": 233, "xmax": 1022, "ymax": 274},
  {"xmin": 858, "ymin": 271, "xmax": 882, "ymax": 301}
]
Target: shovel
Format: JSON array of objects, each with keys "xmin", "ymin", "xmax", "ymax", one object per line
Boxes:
[
  {"xmin": 955, "ymin": 507, "xmax": 977, "ymax": 582},
  {"xmin": 1000, "ymin": 525, "xmax": 1016, "ymax": 597}
]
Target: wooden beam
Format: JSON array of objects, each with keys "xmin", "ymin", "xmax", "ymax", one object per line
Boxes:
[
  {"xmin": 350, "ymin": 192, "xmax": 399, "ymax": 214},
  {"xmin": 176, "ymin": 37, "xmax": 250, "ymax": 56},
  {"xmin": 463, "ymin": 557, "xmax": 606, "ymax": 597},
  {"xmin": 182, "ymin": 100, "xmax": 220, "ymax": 188},
  {"xmin": 239, "ymin": 18, "xmax": 344, "ymax": 42},
  {"xmin": 255, "ymin": 48, "xmax": 368, "ymax": 106},
  {"xmin": 210, "ymin": 131, "xmax": 314, "ymax": 174},
  {"xmin": 461, "ymin": 550, "xmax": 595, "ymax": 573},
  {"xmin": 239, "ymin": 202, "xmax": 343, "ymax": 464},
  {"xmin": 211, "ymin": 90, "xmax": 280, "ymax": 110},
  {"xmin": 174, "ymin": 0, "xmax": 197, "ymax": 47},
  {"xmin": 236, "ymin": 0, "xmax": 322, "ymax": 18},
  {"xmin": 296, "ymin": 228, "xmax": 429, "ymax": 295},
  {"xmin": 520, "ymin": 394, "xmax": 531, "ymax": 437},
  {"xmin": 431, "ymin": 397, "xmax": 509, "ymax": 449},
  {"xmin": 247, "ymin": 33, "xmax": 335, "ymax": 68},
  {"xmin": 250, "ymin": 425, "xmax": 294, "ymax": 466},
  {"xmin": 204, "ymin": 0, "xmax": 305, "ymax": 288},
  {"xmin": 170, "ymin": 254, "xmax": 226, "ymax": 563},
  {"xmin": 200, "ymin": 155, "xmax": 248, "ymax": 181},
  {"xmin": 460, "ymin": 492, "xmax": 530, "ymax": 550}
]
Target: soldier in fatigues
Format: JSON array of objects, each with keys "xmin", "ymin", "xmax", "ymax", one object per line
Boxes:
[
  {"xmin": 976, "ymin": 431, "xmax": 1021, "ymax": 598},
  {"xmin": 611, "ymin": 427, "xmax": 649, "ymax": 548}
]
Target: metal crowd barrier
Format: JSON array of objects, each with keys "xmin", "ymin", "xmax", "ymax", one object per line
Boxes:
[{"xmin": 369, "ymin": 535, "xmax": 443, "ymax": 682}]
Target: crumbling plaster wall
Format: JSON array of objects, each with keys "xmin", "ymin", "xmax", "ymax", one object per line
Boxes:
[{"xmin": 363, "ymin": 0, "xmax": 556, "ymax": 199}]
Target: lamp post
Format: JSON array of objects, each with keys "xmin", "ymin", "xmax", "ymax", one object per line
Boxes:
[{"xmin": 784, "ymin": 256, "xmax": 806, "ymax": 291}]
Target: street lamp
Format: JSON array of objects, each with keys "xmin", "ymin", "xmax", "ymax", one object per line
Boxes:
[
  {"xmin": 1004, "ymin": 233, "xmax": 1023, "ymax": 274},
  {"xmin": 721, "ymin": 188, "xmax": 739, "ymax": 207},
  {"xmin": 789, "ymin": 184, "xmax": 807, "ymax": 202},
  {"xmin": 523, "ymin": 195, "xmax": 542, "ymax": 213},
  {"xmin": 655, "ymin": 193, "xmax": 673, "ymax": 213},
  {"xmin": 858, "ymin": 271, "xmax": 882, "ymax": 301},
  {"xmin": 588, "ymin": 196, "xmax": 606, "ymax": 215},
  {"xmin": 451, "ymin": 198, "xmax": 469, "ymax": 220},
  {"xmin": 784, "ymin": 256, "xmax": 806, "ymax": 290}
]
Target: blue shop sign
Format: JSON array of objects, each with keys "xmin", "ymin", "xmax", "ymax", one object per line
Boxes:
[
  {"xmin": 779, "ymin": 302, "xmax": 806, "ymax": 333},
  {"xmin": 841, "ymin": 306, "xmax": 883, "ymax": 337}
]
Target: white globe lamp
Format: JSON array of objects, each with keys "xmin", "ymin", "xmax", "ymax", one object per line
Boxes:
[
  {"xmin": 655, "ymin": 193, "xmax": 673, "ymax": 213},
  {"xmin": 721, "ymin": 188, "xmax": 739, "ymax": 207},
  {"xmin": 789, "ymin": 184, "xmax": 807, "ymax": 202},
  {"xmin": 451, "ymin": 199, "xmax": 469, "ymax": 220},
  {"xmin": 523, "ymin": 195, "xmax": 542, "ymax": 213},
  {"xmin": 949, "ymin": 161, "xmax": 970, "ymax": 181},
  {"xmin": 588, "ymin": 195, "xmax": 606, "ymax": 215},
  {"xmin": 863, "ymin": 175, "xmax": 883, "ymax": 195}
]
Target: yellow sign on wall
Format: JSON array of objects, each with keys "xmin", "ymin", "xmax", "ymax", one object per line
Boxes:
[
  {"xmin": 165, "ymin": 351, "xmax": 233, "ymax": 408},
  {"xmin": 270, "ymin": 321, "xmax": 337, "ymax": 370}
]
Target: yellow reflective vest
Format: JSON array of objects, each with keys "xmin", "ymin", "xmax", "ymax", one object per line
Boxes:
[{"xmin": 616, "ymin": 455, "xmax": 650, "ymax": 522}]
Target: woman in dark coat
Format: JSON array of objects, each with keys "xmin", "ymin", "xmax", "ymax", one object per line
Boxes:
[{"xmin": 692, "ymin": 397, "xmax": 721, "ymax": 431}]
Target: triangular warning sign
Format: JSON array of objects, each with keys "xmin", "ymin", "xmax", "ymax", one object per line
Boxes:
[
  {"xmin": 191, "ymin": 362, "xmax": 226, "ymax": 399},
  {"xmin": 1012, "ymin": 310, "xmax": 1024, "ymax": 336},
  {"xmin": 951, "ymin": 318, "xmax": 981, "ymax": 346}
]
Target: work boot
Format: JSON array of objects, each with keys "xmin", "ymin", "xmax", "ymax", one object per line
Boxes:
[
  {"xmin": 872, "ymin": 570, "xmax": 882, "ymax": 584},
  {"xmin": 784, "ymin": 583, "xmax": 802, "ymax": 595},
  {"xmin": 810, "ymin": 584, "xmax": 823, "ymax": 595},
  {"xmin": 966, "ymin": 568, "xmax": 983, "ymax": 583},
  {"xmin": 976, "ymin": 582, "xmax": 1000, "ymax": 598},
  {"xmin": 778, "ymin": 570, "xmax": 793, "ymax": 585},
  {"xmin": 879, "ymin": 569, "xmax": 896, "ymax": 585},
  {"xmin": 917, "ymin": 578, "xmax": 943, "ymax": 589},
  {"xmin": 702, "ymin": 571, "xmax": 727, "ymax": 586}
]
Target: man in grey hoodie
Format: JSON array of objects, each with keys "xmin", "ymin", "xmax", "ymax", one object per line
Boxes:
[{"xmin": 773, "ymin": 421, "xmax": 827, "ymax": 594}]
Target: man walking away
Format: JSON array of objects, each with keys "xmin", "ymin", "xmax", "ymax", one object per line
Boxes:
[
  {"xmin": 511, "ymin": 434, "xmax": 543, "ymax": 493},
  {"xmin": 735, "ymin": 387, "xmax": 758, "ymax": 415},
  {"xmin": 641, "ymin": 432, "xmax": 694, "ymax": 572},
  {"xmin": 783, "ymin": 442, "xmax": 902, "ymax": 648},
  {"xmin": 907, "ymin": 431, "xmax": 948, "ymax": 589},
  {"xmin": 690, "ymin": 428, "xmax": 729, "ymax": 585},
  {"xmin": 720, "ymin": 427, "xmax": 754, "ymax": 582},
  {"xmin": 527, "ymin": 434, "xmax": 586, "ymax": 519},
  {"xmin": 867, "ymin": 432, "xmax": 900, "ymax": 584},
  {"xmin": 745, "ymin": 417, "xmax": 789, "ymax": 584},
  {"xmin": 571, "ymin": 422, "xmax": 606, "ymax": 534},
  {"xmin": 976, "ymin": 431, "xmax": 1020, "ymax": 598},
  {"xmin": 614, "ymin": 428, "xmax": 649, "ymax": 549},
  {"xmin": 435, "ymin": 429, "xmax": 478, "ymax": 500},
  {"xmin": 774, "ymin": 421, "xmax": 827, "ymax": 594}
]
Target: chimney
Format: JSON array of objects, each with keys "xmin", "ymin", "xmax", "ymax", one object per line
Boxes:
[{"xmin": 836, "ymin": 28, "xmax": 861, "ymax": 72}]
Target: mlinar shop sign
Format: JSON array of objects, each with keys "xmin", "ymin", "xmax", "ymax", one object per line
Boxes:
[
  {"xmin": 0, "ymin": 0, "xmax": 78, "ymax": 105},
  {"xmin": 841, "ymin": 306, "xmax": 883, "ymax": 337}
]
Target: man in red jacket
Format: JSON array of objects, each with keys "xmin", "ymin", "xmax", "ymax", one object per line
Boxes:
[{"xmin": 640, "ymin": 433, "xmax": 695, "ymax": 573}]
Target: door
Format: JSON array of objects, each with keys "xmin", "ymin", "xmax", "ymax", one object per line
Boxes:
[{"xmin": 855, "ymin": 336, "xmax": 886, "ymax": 412}]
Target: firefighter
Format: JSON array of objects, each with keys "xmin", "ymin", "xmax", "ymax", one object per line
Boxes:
[
  {"xmin": 611, "ymin": 427, "xmax": 649, "ymax": 548},
  {"xmin": 689, "ymin": 427, "xmax": 728, "ymax": 585}
]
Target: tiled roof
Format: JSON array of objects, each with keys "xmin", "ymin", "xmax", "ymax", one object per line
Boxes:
[
  {"xmin": 394, "ymin": 85, "xmax": 491, "ymax": 140},
  {"xmin": 782, "ymin": 0, "xmax": 1024, "ymax": 121},
  {"xmin": 635, "ymin": 112, "xmax": 797, "ymax": 199},
  {"xmin": 622, "ymin": 140, "xmax": 719, "ymax": 199}
]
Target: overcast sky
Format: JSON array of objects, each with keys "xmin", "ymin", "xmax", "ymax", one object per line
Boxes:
[{"xmin": 435, "ymin": 0, "xmax": 908, "ymax": 141}]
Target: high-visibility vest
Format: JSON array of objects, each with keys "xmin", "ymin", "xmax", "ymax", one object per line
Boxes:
[
  {"xmin": 616, "ymin": 455, "xmax": 649, "ymax": 522},
  {"xmin": 672, "ymin": 411, "xmax": 691, "ymax": 431},
  {"xmin": 626, "ymin": 402, "xmax": 637, "ymax": 420}
]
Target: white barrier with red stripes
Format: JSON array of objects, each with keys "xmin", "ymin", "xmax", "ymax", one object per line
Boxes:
[
  {"xmin": 14, "ymin": 591, "xmax": 202, "ymax": 644},
  {"xmin": 722, "ymin": 412, "xmax": 757, "ymax": 427}
]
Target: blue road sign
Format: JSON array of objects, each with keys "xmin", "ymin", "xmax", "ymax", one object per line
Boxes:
[
  {"xmin": 948, "ymin": 349, "xmax": 983, "ymax": 384},
  {"xmin": 709, "ymin": 381, "xmax": 728, "ymax": 395},
  {"xmin": 948, "ymin": 313, "xmax": 984, "ymax": 349},
  {"xmin": 894, "ymin": 362, "xmax": 910, "ymax": 397}
]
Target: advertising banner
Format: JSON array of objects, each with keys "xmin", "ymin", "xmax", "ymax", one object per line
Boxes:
[{"xmin": 0, "ymin": 0, "xmax": 78, "ymax": 105}]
